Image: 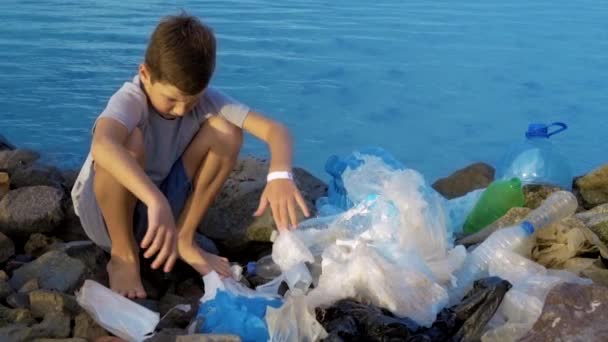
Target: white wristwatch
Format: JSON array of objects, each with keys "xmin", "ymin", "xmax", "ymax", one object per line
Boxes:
[{"xmin": 267, "ymin": 171, "xmax": 294, "ymax": 182}]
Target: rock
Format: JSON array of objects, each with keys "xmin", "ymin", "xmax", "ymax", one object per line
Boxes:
[
  {"xmin": 6, "ymin": 293, "xmax": 30, "ymax": 309},
  {"xmin": 0, "ymin": 304, "xmax": 35, "ymax": 326},
  {"xmin": 432, "ymin": 162, "xmax": 495, "ymax": 199},
  {"xmin": 10, "ymin": 250, "xmax": 86, "ymax": 293},
  {"xmin": 579, "ymin": 213, "xmax": 608, "ymax": 246},
  {"xmin": 456, "ymin": 207, "xmax": 532, "ymax": 246},
  {"xmin": 0, "ymin": 186, "xmax": 65, "ymax": 238},
  {"xmin": 25, "ymin": 233, "xmax": 63, "ymax": 258},
  {"xmin": 10, "ymin": 163, "xmax": 65, "ymax": 189},
  {"xmin": 55, "ymin": 199, "xmax": 89, "ymax": 242},
  {"xmin": 60, "ymin": 169, "xmax": 79, "ymax": 191},
  {"xmin": 29, "ymin": 289, "xmax": 80, "ymax": 318},
  {"xmin": 200, "ymin": 158, "xmax": 326, "ymax": 249},
  {"xmin": 54, "ymin": 241, "xmax": 107, "ymax": 281},
  {"xmin": 0, "ymin": 271, "xmax": 6, "ymax": 282},
  {"xmin": 523, "ymin": 184, "xmax": 562, "ymax": 209},
  {"xmin": 0, "ymin": 134, "xmax": 15, "ymax": 151},
  {"xmin": 73, "ymin": 311, "xmax": 108, "ymax": 341},
  {"xmin": 0, "ymin": 280, "xmax": 13, "ymax": 300},
  {"xmin": 0, "ymin": 172, "xmax": 8, "ymax": 200},
  {"xmin": 0, "ymin": 231, "xmax": 15, "ymax": 263},
  {"xmin": 520, "ymin": 283, "xmax": 608, "ymax": 341},
  {"xmin": 0, "ymin": 149, "xmax": 39, "ymax": 174},
  {"xmin": 0, "ymin": 324, "xmax": 33, "ymax": 342},
  {"xmin": 29, "ymin": 311, "xmax": 71, "ymax": 339},
  {"xmin": 576, "ymin": 203, "xmax": 608, "ymax": 222},
  {"xmin": 19, "ymin": 278, "xmax": 39, "ymax": 293},
  {"xmin": 575, "ymin": 165, "xmax": 608, "ymax": 209}
]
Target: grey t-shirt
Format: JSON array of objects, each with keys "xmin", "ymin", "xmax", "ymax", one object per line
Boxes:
[{"xmin": 71, "ymin": 76, "xmax": 249, "ymax": 249}]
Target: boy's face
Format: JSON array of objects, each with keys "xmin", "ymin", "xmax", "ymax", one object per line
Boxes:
[{"xmin": 139, "ymin": 64, "xmax": 204, "ymax": 119}]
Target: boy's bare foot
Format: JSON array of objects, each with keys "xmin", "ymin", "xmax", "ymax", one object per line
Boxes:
[
  {"xmin": 106, "ymin": 254, "xmax": 147, "ymax": 299},
  {"xmin": 178, "ymin": 240, "xmax": 232, "ymax": 277}
]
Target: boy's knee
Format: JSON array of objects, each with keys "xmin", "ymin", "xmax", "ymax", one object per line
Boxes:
[{"xmin": 209, "ymin": 116, "xmax": 243, "ymax": 155}]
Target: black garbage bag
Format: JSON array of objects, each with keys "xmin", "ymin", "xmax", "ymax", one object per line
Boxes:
[{"xmin": 316, "ymin": 277, "xmax": 511, "ymax": 342}]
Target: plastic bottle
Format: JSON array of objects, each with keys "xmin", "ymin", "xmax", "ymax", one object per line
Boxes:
[
  {"xmin": 498, "ymin": 122, "xmax": 573, "ymax": 190},
  {"xmin": 247, "ymin": 255, "xmax": 281, "ymax": 280},
  {"xmin": 463, "ymin": 178, "xmax": 525, "ymax": 234},
  {"xmin": 451, "ymin": 191, "xmax": 578, "ymax": 303}
]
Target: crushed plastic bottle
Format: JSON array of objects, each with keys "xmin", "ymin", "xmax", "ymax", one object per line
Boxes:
[
  {"xmin": 498, "ymin": 122, "xmax": 573, "ymax": 190},
  {"xmin": 451, "ymin": 191, "xmax": 578, "ymax": 303}
]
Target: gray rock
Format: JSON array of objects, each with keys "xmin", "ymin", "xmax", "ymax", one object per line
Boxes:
[
  {"xmin": 199, "ymin": 158, "xmax": 326, "ymax": 249},
  {"xmin": 456, "ymin": 207, "xmax": 532, "ymax": 246},
  {"xmin": 520, "ymin": 283, "xmax": 608, "ymax": 341},
  {"xmin": 10, "ymin": 163, "xmax": 65, "ymax": 189},
  {"xmin": 0, "ymin": 231, "xmax": 15, "ymax": 263},
  {"xmin": 6, "ymin": 292, "xmax": 29, "ymax": 309},
  {"xmin": 0, "ymin": 149, "xmax": 39, "ymax": 174},
  {"xmin": 0, "ymin": 280, "xmax": 13, "ymax": 301},
  {"xmin": 19, "ymin": 278, "xmax": 39, "ymax": 293},
  {"xmin": 576, "ymin": 203, "xmax": 608, "ymax": 222},
  {"xmin": 432, "ymin": 162, "xmax": 495, "ymax": 199},
  {"xmin": 25, "ymin": 233, "xmax": 63, "ymax": 258},
  {"xmin": 10, "ymin": 250, "xmax": 85, "ymax": 293},
  {"xmin": 0, "ymin": 324, "xmax": 33, "ymax": 342},
  {"xmin": 575, "ymin": 164, "xmax": 608, "ymax": 209},
  {"xmin": 54, "ymin": 241, "xmax": 107, "ymax": 281},
  {"xmin": 29, "ymin": 289, "xmax": 80, "ymax": 318},
  {"xmin": 0, "ymin": 134, "xmax": 15, "ymax": 151},
  {"xmin": 29, "ymin": 311, "xmax": 71, "ymax": 339},
  {"xmin": 581, "ymin": 213, "xmax": 608, "ymax": 246},
  {"xmin": 0, "ymin": 186, "xmax": 65, "ymax": 238},
  {"xmin": 0, "ymin": 304, "xmax": 35, "ymax": 326},
  {"xmin": 73, "ymin": 311, "xmax": 108, "ymax": 341},
  {"xmin": 54, "ymin": 199, "xmax": 89, "ymax": 242}
]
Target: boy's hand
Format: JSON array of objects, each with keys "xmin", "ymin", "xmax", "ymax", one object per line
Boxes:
[
  {"xmin": 141, "ymin": 199, "xmax": 179, "ymax": 273},
  {"xmin": 254, "ymin": 179, "xmax": 310, "ymax": 231}
]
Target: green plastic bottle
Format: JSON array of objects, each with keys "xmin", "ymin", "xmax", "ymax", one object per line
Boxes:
[{"xmin": 463, "ymin": 177, "xmax": 525, "ymax": 234}]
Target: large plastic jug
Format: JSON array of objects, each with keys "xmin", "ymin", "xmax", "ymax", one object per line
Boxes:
[
  {"xmin": 498, "ymin": 122, "xmax": 572, "ymax": 190},
  {"xmin": 463, "ymin": 178, "xmax": 525, "ymax": 234}
]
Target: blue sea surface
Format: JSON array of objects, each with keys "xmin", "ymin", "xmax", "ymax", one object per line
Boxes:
[{"xmin": 0, "ymin": 0, "xmax": 606, "ymax": 183}]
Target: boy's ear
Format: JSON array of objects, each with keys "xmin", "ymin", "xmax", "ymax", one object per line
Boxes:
[{"xmin": 139, "ymin": 64, "xmax": 151, "ymax": 84}]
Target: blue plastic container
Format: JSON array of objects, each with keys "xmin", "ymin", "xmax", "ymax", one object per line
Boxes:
[{"xmin": 498, "ymin": 122, "xmax": 572, "ymax": 190}]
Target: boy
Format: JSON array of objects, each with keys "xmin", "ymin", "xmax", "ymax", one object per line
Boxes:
[{"xmin": 71, "ymin": 13, "xmax": 309, "ymax": 299}]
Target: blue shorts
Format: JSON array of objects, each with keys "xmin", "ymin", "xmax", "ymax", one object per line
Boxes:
[{"xmin": 133, "ymin": 157, "xmax": 192, "ymax": 243}]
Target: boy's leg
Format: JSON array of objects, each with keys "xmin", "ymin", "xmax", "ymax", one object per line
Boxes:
[
  {"xmin": 93, "ymin": 128, "xmax": 147, "ymax": 298},
  {"xmin": 177, "ymin": 115, "xmax": 243, "ymax": 276}
]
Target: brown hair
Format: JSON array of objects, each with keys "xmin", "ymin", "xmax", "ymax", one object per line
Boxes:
[{"xmin": 145, "ymin": 13, "xmax": 216, "ymax": 95}]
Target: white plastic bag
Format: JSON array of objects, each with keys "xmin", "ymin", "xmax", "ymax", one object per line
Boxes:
[
  {"xmin": 266, "ymin": 290, "xmax": 328, "ymax": 342},
  {"xmin": 272, "ymin": 231, "xmax": 315, "ymax": 291},
  {"xmin": 76, "ymin": 280, "xmax": 159, "ymax": 342}
]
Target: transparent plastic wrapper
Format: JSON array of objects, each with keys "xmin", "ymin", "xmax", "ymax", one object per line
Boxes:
[
  {"xmin": 445, "ymin": 188, "xmax": 484, "ymax": 236},
  {"xmin": 272, "ymin": 231, "xmax": 315, "ymax": 291},
  {"xmin": 307, "ymin": 242, "xmax": 449, "ymax": 327},
  {"xmin": 480, "ymin": 249, "xmax": 592, "ymax": 342},
  {"xmin": 266, "ymin": 290, "xmax": 328, "ymax": 342},
  {"xmin": 76, "ymin": 279, "xmax": 159, "ymax": 342}
]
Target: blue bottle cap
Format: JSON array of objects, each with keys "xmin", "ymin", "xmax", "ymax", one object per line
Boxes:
[{"xmin": 521, "ymin": 221, "xmax": 535, "ymax": 235}]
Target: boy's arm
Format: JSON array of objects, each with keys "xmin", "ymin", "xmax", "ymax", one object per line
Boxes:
[
  {"xmin": 242, "ymin": 111, "xmax": 310, "ymax": 229},
  {"xmin": 92, "ymin": 118, "xmax": 178, "ymax": 271}
]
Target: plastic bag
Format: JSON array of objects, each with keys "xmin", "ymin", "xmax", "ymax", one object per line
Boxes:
[
  {"xmin": 271, "ymin": 231, "xmax": 315, "ymax": 291},
  {"xmin": 266, "ymin": 290, "xmax": 328, "ymax": 342},
  {"xmin": 197, "ymin": 272, "xmax": 282, "ymax": 342},
  {"xmin": 76, "ymin": 280, "xmax": 159, "ymax": 342}
]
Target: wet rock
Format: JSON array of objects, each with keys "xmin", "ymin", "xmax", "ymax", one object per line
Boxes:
[
  {"xmin": 30, "ymin": 311, "xmax": 71, "ymax": 339},
  {"xmin": 520, "ymin": 283, "xmax": 608, "ymax": 341},
  {"xmin": 25, "ymin": 233, "xmax": 63, "ymax": 258},
  {"xmin": 0, "ymin": 186, "xmax": 65, "ymax": 238},
  {"xmin": 457, "ymin": 207, "xmax": 531, "ymax": 246},
  {"xmin": 200, "ymin": 158, "xmax": 325, "ymax": 249},
  {"xmin": 432, "ymin": 162, "xmax": 495, "ymax": 199},
  {"xmin": 574, "ymin": 165, "xmax": 608, "ymax": 209},
  {"xmin": 19, "ymin": 278, "xmax": 39, "ymax": 293},
  {"xmin": 6, "ymin": 292, "xmax": 30, "ymax": 309},
  {"xmin": 0, "ymin": 304, "xmax": 36, "ymax": 326},
  {"xmin": 10, "ymin": 250, "xmax": 85, "ymax": 293},
  {"xmin": 10, "ymin": 163, "xmax": 65, "ymax": 189},
  {"xmin": 73, "ymin": 311, "xmax": 108, "ymax": 341},
  {"xmin": 523, "ymin": 184, "xmax": 562, "ymax": 209},
  {"xmin": 0, "ymin": 149, "xmax": 40, "ymax": 174},
  {"xmin": 29, "ymin": 289, "xmax": 80, "ymax": 318},
  {"xmin": 0, "ymin": 280, "xmax": 13, "ymax": 300},
  {"xmin": 0, "ymin": 231, "xmax": 15, "ymax": 263},
  {"xmin": 0, "ymin": 134, "xmax": 15, "ymax": 151}
]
